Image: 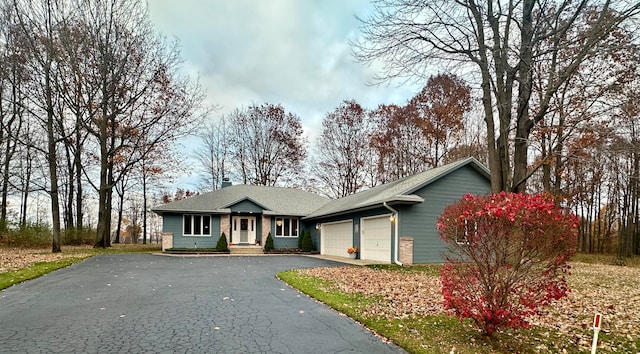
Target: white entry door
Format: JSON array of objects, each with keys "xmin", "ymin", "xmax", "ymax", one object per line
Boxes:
[{"xmin": 232, "ymin": 216, "xmax": 256, "ymax": 244}]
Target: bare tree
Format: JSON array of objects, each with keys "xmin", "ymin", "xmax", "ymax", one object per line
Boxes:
[
  {"xmin": 354, "ymin": 0, "xmax": 640, "ymax": 193},
  {"xmin": 10, "ymin": 0, "xmax": 70, "ymax": 252},
  {"xmin": 0, "ymin": 5, "xmax": 29, "ymax": 226},
  {"xmin": 229, "ymin": 103, "xmax": 306, "ymax": 186},
  {"xmin": 195, "ymin": 116, "xmax": 229, "ymax": 191},
  {"xmin": 313, "ymin": 100, "xmax": 371, "ymax": 198},
  {"xmin": 65, "ymin": 0, "xmax": 204, "ymax": 247}
]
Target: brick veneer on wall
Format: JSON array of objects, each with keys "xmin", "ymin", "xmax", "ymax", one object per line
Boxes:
[{"xmin": 399, "ymin": 237, "xmax": 414, "ymax": 265}]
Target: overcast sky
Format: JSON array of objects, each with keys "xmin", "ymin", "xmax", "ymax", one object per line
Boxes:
[
  {"xmin": 148, "ymin": 1, "xmax": 422, "ymax": 133},
  {"xmin": 147, "ymin": 0, "xmax": 423, "ymax": 187}
]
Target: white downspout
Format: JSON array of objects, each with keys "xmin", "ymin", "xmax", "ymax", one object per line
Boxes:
[{"xmin": 383, "ymin": 201, "xmax": 403, "ymax": 266}]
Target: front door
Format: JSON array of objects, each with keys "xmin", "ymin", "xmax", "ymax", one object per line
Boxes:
[{"xmin": 233, "ymin": 216, "xmax": 256, "ymax": 244}]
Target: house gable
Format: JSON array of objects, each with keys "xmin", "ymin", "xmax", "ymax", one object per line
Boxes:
[
  {"xmin": 226, "ymin": 198, "xmax": 268, "ymax": 213},
  {"xmin": 304, "ymin": 157, "xmax": 487, "ymax": 220},
  {"xmin": 398, "ymin": 164, "xmax": 491, "ymax": 263}
]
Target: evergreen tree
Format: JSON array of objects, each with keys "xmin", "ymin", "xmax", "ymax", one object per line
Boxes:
[
  {"xmin": 298, "ymin": 229, "xmax": 304, "ymax": 249},
  {"xmin": 264, "ymin": 232, "xmax": 275, "ymax": 252},
  {"xmin": 216, "ymin": 232, "xmax": 229, "ymax": 251},
  {"xmin": 301, "ymin": 230, "xmax": 313, "ymax": 252}
]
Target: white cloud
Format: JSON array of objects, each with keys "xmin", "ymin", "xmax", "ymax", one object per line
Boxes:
[{"xmin": 148, "ymin": 0, "xmax": 424, "ymax": 187}]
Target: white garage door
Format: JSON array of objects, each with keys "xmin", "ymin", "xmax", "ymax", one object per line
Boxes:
[
  {"xmin": 321, "ymin": 221, "xmax": 353, "ymax": 257},
  {"xmin": 361, "ymin": 216, "xmax": 391, "ymax": 263}
]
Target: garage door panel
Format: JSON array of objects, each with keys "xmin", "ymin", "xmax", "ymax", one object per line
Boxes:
[
  {"xmin": 321, "ymin": 221, "xmax": 353, "ymax": 257},
  {"xmin": 361, "ymin": 216, "xmax": 391, "ymax": 263}
]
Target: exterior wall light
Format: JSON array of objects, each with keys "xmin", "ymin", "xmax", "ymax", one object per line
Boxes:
[
  {"xmin": 315, "ymin": 223, "xmax": 321, "ymax": 230},
  {"xmin": 389, "ymin": 214, "xmax": 396, "ymax": 222}
]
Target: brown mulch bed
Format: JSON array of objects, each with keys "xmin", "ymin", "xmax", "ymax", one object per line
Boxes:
[{"xmin": 296, "ymin": 262, "xmax": 640, "ymax": 351}]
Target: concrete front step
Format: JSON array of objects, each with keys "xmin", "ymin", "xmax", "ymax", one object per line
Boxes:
[{"xmin": 229, "ymin": 245, "xmax": 264, "ymax": 255}]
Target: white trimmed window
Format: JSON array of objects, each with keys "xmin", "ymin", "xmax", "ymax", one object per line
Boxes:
[
  {"xmin": 275, "ymin": 217, "xmax": 298, "ymax": 237},
  {"xmin": 183, "ymin": 215, "xmax": 211, "ymax": 236},
  {"xmin": 456, "ymin": 220, "xmax": 475, "ymax": 245}
]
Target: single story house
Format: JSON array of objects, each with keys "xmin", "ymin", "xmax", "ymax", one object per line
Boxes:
[{"xmin": 152, "ymin": 157, "xmax": 491, "ymax": 264}]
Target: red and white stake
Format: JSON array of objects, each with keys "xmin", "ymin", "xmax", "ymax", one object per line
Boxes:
[{"xmin": 591, "ymin": 313, "xmax": 602, "ymax": 354}]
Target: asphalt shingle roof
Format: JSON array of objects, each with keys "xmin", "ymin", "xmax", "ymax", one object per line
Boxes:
[
  {"xmin": 152, "ymin": 184, "xmax": 331, "ymax": 216},
  {"xmin": 152, "ymin": 158, "xmax": 489, "ymax": 219},
  {"xmin": 303, "ymin": 157, "xmax": 489, "ymax": 219}
]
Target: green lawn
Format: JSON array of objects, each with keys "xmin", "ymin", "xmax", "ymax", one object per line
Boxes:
[{"xmin": 0, "ymin": 258, "xmax": 85, "ymax": 290}]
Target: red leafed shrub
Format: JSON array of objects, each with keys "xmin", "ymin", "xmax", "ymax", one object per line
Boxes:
[{"xmin": 437, "ymin": 192, "xmax": 579, "ymax": 336}]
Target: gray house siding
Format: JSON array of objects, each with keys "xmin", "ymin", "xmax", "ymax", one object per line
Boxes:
[
  {"xmin": 300, "ymin": 221, "xmax": 320, "ymax": 250},
  {"xmin": 273, "ymin": 235, "xmax": 298, "ymax": 248},
  {"xmin": 229, "ymin": 200, "xmax": 264, "ymax": 213},
  {"xmin": 269, "ymin": 217, "xmax": 303, "ymax": 249},
  {"xmin": 162, "ymin": 213, "xmax": 222, "ymax": 248},
  {"xmin": 398, "ymin": 165, "xmax": 491, "ymax": 263}
]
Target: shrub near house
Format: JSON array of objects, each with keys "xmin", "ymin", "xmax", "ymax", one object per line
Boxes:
[{"xmin": 437, "ymin": 192, "xmax": 579, "ymax": 335}]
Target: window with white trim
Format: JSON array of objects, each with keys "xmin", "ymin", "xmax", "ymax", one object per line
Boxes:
[
  {"xmin": 183, "ymin": 215, "xmax": 211, "ymax": 236},
  {"xmin": 275, "ymin": 217, "xmax": 298, "ymax": 237},
  {"xmin": 456, "ymin": 219, "xmax": 475, "ymax": 245}
]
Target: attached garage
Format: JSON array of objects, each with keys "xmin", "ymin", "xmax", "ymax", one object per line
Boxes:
[
  {"xmin": 360, "ymin": 216, "xmax": 392, "ymax": 263},
  {"xmin": 321, "ymin": 220, "xmax": 353, "ymax": 257}
]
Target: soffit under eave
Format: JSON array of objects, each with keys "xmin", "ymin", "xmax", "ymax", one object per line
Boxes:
[{"xmin": 302, "ymin": 195, "xmax": 424, "ymax": 221}]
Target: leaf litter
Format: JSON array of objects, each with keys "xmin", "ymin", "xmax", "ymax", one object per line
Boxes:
[
  {"xmin": 0, "ymin": 246, "xmax": 93, "ymax": 273},
  {"xmin": 297, "ymin": 261, "xmax": 640, "ymax": 352}
]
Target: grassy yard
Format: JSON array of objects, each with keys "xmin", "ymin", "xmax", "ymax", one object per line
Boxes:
[
  {"xmin": 278, "ymin": 256, "xmax": 640, "ymax": 354},
  {"xmin": 0, "ymin": 244, "xmax": 161, "ymax": 291}
]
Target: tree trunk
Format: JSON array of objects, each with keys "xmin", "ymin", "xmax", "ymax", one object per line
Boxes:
[
  {"xmin": 75, "ymin": 129, "xmax": 83, "ymax": 229},
  {"xmin": 64, "ymin": 143, "xmax": 74, "ymax": 230},
  {"xmin": 95, "ymin": 178, "xmax": 112, "ymax": 248},
  {"xmin": 114, "ymin": 186, "xmax": 124, "ymax": 244},
  {"xmin": 142, "ymin": 164, "xmax": 148, "ymax": 244},
  {"xmin": 46, "ymin": 74, "xmax": 61, "ymax": 253},
  {"xmin": 95, "ymin": 115, "xmax": 111, "ymax": 247},
  {"xmin": 20, "ymin": 157, "xmax": 31, "ymax": 227},
  {"xmin": 1, "ymin": 133, "xmax": 12, "ymax": 222},
  {"xmin": 512, "ymin": 122, "xmax": 533, "ymax": 193},
  {"xmin": 512, "ymin": 0, "xmax": 535, "ymax": 193}
]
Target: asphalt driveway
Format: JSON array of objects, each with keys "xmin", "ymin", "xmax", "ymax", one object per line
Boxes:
[{"xmin": 0, "ymin": 254, "xmax": 404, "ymax": 353}]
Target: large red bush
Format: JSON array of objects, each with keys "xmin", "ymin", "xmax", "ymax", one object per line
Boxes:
[{"xmin": 437, "ymin": 192, "xmax": 579, "ymax": 335}]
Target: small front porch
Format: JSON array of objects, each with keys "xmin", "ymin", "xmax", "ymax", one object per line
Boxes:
[{"xmin": 229, "ymin": 244, "xmax": 264, "ymax": 255}]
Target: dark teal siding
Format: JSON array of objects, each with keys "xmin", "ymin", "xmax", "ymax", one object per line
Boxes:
[
  {"xmin": 300, "ymin": 221, "xmax": 320, "ymax": 250},
  {"xmin": 398, "ymin": 165, "xmax": 491, "ymax": 263},
  {"xmin": 269, "ymin": 217, "xmax": 303, "ymax": 249},
  {"xmin": 162, "ymin": 213, "xmax": 221, "ymax": 248},
  {"xmin": 273, "ymin": 236, "xmax": 298, "ymax": 248},
  {"xmin": 229, "ymin": 200, "xmax": 264, "ymax": 213}
]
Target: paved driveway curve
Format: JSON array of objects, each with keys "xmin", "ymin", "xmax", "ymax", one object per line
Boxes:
[{"xmin": 0, "ymin": 254, "xmax": 404, "ymax": 353}]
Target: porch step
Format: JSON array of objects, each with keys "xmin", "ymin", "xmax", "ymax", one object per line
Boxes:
[{"xmin": 229, "ymin": 245, "xmax": 264, "ymax": 255}]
